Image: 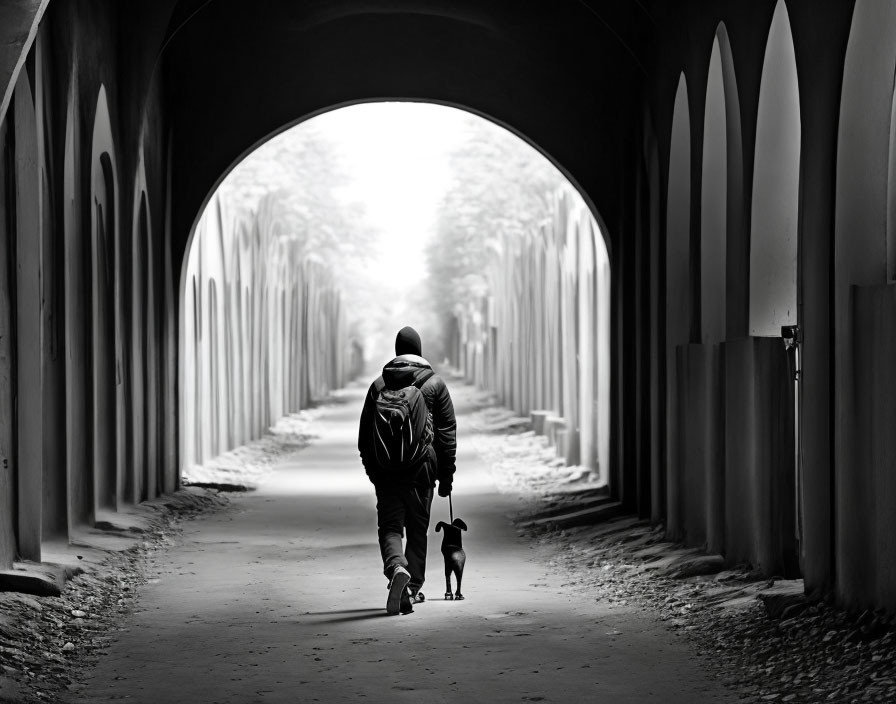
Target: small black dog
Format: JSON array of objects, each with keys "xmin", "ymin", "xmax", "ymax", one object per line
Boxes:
[{"xmin": 435, "ymin": 518, "xmax": 467, "ymax": 600}]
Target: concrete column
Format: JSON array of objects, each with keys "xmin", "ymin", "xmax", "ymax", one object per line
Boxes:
[
  {"xmin": 849, "ymin": 285, "xmax": 896, "ymax": 609},
  {"xmin": 14, "ymin": 70, "xmax": 42, "ymax": 561},
  {"xmin": 678, "ymin": 343, "xmax": 723, "ymax": 550},
  {"xmin": 0, "ymin": 118, "xmax": 17, "ymax": 568},
  {"xmin": 723, "ymin": 337, "xmax": 797, "ymax": 576},
  {"xmin": 35, "ymin": 39, "xmax": 66, "ymax": 539}
]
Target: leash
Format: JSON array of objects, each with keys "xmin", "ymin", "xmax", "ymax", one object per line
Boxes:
[{"xmin": 449, "ymin": 493, "xmax": 454, "ymax": 523}]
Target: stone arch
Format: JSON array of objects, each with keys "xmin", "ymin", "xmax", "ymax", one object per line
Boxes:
[
  {"xmin": 748, "ymin": 0, "xmax": 800, "ymax": 337},
  {"xmin": 701, "ymin": 23, "xmax": 743, "ymax": 344},
  {"xmin": 90, "ymin": 84, "xmax": 119, "ymax": 513},
  {"xmin": 665, "ymin": 72, "xmax": 690, "ymax": 538},
  {"xmin": 178, "ymin": 101, "xmax": 615, "ymax": 483},
  {"xmin": 179, "ymin": 100, "xmax": 614, "ymax": 279}
]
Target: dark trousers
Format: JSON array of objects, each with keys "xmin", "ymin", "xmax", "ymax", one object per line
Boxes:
[{"xmin": 375, "ymin": 483, "xmax": 434, "ymax": 589}]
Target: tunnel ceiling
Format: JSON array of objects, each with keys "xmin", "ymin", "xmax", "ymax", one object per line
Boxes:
[{"xmin": 159, "ymin": 0, "xmax": 651, "ymax": 265}]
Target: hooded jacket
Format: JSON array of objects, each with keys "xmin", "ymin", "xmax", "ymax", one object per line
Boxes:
[{"xmin": 358, "ymin": 354, "xmax": 456, "ymax": 488}]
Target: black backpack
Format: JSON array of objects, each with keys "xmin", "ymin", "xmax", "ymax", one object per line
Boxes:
[{"xmin": 372, "ymin": 370, "xmax": 435, "ymax": 474}]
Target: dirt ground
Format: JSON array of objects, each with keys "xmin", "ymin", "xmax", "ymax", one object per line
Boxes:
[{"xmin": 59, "ymin": 383, "xmax": 737, "ymax": 703}]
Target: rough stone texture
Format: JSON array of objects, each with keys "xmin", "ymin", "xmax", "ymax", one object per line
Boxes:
[
  {"xmin": 0, "ymin": 487, "xmax": 228, "ymax": 703},
  {"xmin": 523, "ymin": 501, "xmax": 625, "ymax": 531},
  {"xmin": 0, "ymin": 563, "xmax": 68, "ymax": 597}
]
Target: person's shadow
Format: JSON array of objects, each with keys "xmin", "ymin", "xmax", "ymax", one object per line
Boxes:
[{"xmin": 306, "ymin": 608, "xmax": 390, "ymax": 624}]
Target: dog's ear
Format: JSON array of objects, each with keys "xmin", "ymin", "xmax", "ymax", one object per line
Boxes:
[
  {"xmin": 435, "ymin": 521, "xmax": 446, "ymax": 532},
  {"xmin": 454, "ymin": 518, "xmax": 468, "ymax": 531}
]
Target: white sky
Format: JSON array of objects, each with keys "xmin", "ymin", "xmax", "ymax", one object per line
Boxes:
[{"xmin": 304, "ymin": 102, "xmax": 472, "ymax": 285}]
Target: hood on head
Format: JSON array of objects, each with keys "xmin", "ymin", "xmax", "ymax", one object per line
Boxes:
[{"xmin": 382, "ymin": 354, "xmax": 432, "ymax": 389}]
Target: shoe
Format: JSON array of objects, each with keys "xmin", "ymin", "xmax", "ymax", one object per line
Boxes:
[
  {"xmin": 400, "ymin": 588, "xmax": 414, "ymax": 615},
  {"xmin": 408, "ymin": 590, "xmax": 425, "ymax": 604},
  {"xmin": 386, "ymin": 565, "xmax": 411, "ymax": 615}
]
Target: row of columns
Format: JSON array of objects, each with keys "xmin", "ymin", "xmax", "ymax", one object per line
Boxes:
[
  {"xmin": 453, "ymin": 186, "xmax": 611, "ymax": 478},
  {"xmin": 181, "ymin": 192, "xmax": 359, "ymax": 471},
  {"xmin": 0, "ymin": 13, "xmax": 177, "ymax": 568}
]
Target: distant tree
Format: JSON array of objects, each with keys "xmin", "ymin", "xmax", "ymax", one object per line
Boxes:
[
  {"xmin": 215, "ymin": 123, "xmax": 389, "ymax": 357},
  {"xmin": 425, "ymin": 116, "xmax": 567, "ymax": 362}
]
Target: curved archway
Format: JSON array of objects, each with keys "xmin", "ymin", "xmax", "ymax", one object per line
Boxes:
[
  {"xmin": 179, "ymin": 100, "xmax": 613, "ymax": 279},
  {"xmin": 665, "ymin": 72, "xmax": 690, "ymax": 538},
  {"xmin": 90, "ymin": 85, "xmax": 120, "ymax": 513},
  {"xmin": 179, "ymin": 102, "xmax": 613, "ymax": 485},
  {"xmin": 748, "ymin": 0, "xmax": 800, "ymax": 337},
  {"xmin": 701, "ymin": 23, "xmax": 743, "ymax": 344}
]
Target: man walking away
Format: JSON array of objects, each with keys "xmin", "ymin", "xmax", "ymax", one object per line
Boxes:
[{"xmin": 358, "ymin": 326, "xmax": 457, "ymax": 615}]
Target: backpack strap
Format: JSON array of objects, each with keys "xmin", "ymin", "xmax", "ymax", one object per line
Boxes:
[{"xmin": 412, "ymin": 370, "xmax": 435, "ymax": 389}]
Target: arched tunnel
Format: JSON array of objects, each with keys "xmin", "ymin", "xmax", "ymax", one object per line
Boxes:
[{"xmin": 0, "ymin": 0, "xmax": 895, "ymax": 701}]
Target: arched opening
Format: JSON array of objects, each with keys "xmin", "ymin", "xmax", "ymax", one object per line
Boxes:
[
  {"xmin": 178, "ymin": 101, "xmax": 612, "ymax": 489},
  {"xmin": 665, "ymin": 73, "xmax": 690, "ymax": 538},
  {"xmin": 748, "ymin": 0, "xmax": 800, "ymax": 337},
  {"xmin": 688, "ymin": 24, "xmax": 744, "ymax": 553},
  {"xmin": 701, "ymin": 23, "xmax": 743, "ymax": 345},
  {"xmin": 13, "ymin": 68, "xmax": 42, "ymax": 561},
  {"xmin": 90, "ymin": 86, "xmax": 119, "ymax": 514}
]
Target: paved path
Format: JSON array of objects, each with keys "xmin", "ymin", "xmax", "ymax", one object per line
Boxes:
[{"xmin": 70, "ymin": 386, "xmax": 733, "ymax": 703}]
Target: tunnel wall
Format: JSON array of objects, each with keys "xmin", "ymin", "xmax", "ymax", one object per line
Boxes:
[
  {"xmin": 0, "ymin": 0, "xmax": 176, "ymax": 567},
  {"xmin": 639, "ymin": 0, "xmax": 880, "ymax": 605},
  {"xmin": 181, "ymin": 193, "xmax": 356, "ymax": 472},
  {"xmin": 4, "ymin": 0, "xmax": 896, "ymax": 615}
]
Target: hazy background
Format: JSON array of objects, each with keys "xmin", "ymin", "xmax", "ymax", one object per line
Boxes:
[{"xmin": 213, "ymin": 102, "xmax": 568, "ymax": 371}]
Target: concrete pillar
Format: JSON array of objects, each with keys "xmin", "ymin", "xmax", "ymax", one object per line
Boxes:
[
  {"xmin": 64, "ymin": 86, "xmax": 91, "ymax": 524},
  {"xmin": 678, "ymin": 343, "xmax": 723, "ymax": 551},
  {"xmin": 723, "ymin": 337, "xmax": 797, "ymax": 576},
  {"xmin": 131, "ymin": 193, "xmax": 147, "ymax": 502},
  {"xmin": 34, "ymin": 39, "xmax": 66, "ymax": 540},
  {"xmin": 0, "ymin": 117, "xmax": 16, "ymax": 568},
  {"xmin": 14, "ymin": 70, "xmax": 43, "ymax": 561},
  {"xmin": 850, "ymin": 285, "xmax": 896, "ymax": 609}
]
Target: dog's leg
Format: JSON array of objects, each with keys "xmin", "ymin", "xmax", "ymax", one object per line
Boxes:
[
  {"xmin": 454, "ymin": 566, "xmax": 464, "ymax": 600},
  {"xmin": 444, "ymin": 566, "xmax": 453, "ymax": 600}
]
